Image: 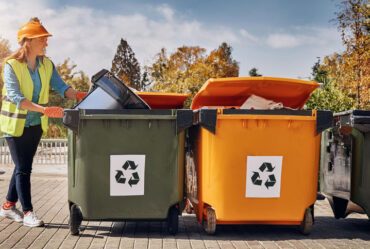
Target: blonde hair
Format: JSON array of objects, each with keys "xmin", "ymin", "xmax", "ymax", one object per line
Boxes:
[{"xmin": 3, "ymin": 39, "xmax": 31, "ymax": 64}]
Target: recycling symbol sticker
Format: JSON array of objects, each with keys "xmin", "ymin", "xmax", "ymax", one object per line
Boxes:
[
  {"xmin": 110, "ymin": 155, "xmax": 145, "ymax": 196},
  {"xmin": 115, "ymin": 160, "xmax": 140, "ymax": 187},
  {"xmin": 246, "ymin": 156, "xmax": 283, "ymax": 198},
  {"xmin": 251, "ymin": 162, "xmax": 276, "ymax": 189}
]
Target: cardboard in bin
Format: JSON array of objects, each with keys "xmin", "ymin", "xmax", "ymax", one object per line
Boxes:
[
  {"xmin": 74, "ymin": 69, "xmax": 150, "ymax": 110},
  {"xmin": 190, "ymin": 77, "xmax": 319, "ymax": 110},
  {"xmin": 137, "ymin": 92, "xmax": 189, "ymax": 109}
]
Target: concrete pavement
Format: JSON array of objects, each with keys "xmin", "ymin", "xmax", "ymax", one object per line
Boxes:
[{"xmin": 0, "ymin": 164, "xmax": 370, "ymax": 249}]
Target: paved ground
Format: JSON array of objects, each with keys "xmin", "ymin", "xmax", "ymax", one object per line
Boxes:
[{"xmin": 1, "ymin": 164, "xmax": 370, "ymax": 249}]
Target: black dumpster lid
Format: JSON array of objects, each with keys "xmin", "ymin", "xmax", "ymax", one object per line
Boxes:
[
  {"xmin": 335, "ymin": 110, "xmax": 370, "ymax": 125},
  {"xmin": 88, "ymin": 69, "xmax": 150, "ymax": 109}
]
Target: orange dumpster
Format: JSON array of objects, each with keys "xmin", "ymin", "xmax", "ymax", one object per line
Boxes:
[{"xmin": 186, "ymin": 77, "xmax": 332, "ymax": 234}]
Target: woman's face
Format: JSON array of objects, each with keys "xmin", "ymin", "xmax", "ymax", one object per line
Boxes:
[{"xmin": 29, "ymin": 36, "xmax": 48, "ymax": 56}]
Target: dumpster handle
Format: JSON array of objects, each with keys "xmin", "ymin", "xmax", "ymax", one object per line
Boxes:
[
  {"xmin": 63, "ymin": 109, "xmax": 80, "ymax": 134},
  {"xmin": 316, "ymin": 110, "xmax": 333, "ymax": 134},
  {"xmin": 176, "ymin": 110, "xmax": 193, "ymax": 134},
  {"xmin": 196, "ymin": 109, "xmax": 217, "ymax": 134}
]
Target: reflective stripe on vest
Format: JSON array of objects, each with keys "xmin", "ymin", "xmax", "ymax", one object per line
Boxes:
[
  {"xmin": 0, "ymin": 57, "xmax": 53, "ymax": 137},
  {"xmin": 1, "ymin": 110, "xmax": 27, "ymax": 119}
]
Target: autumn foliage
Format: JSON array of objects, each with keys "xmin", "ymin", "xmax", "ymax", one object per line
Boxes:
[
  {"xmin": 312, "ymin": 0, "xmax": 369, "ymax": 109},
  {"xmin": 149, "ymin": 43, "xmax": 239, "ymax": 96}
]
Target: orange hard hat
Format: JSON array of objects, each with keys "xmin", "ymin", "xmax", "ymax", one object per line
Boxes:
[{"xmin": 17, "ymin": 17, "xmax": 52, "ymax": 43}]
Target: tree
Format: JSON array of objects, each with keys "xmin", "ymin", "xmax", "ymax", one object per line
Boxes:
[
  {"xmin": 47, "ymin": 58, "xmax": 90, "ymax": 138},
  {"xmin": 48, "ymin": 58, "xmax": 90, "ymax": 109},
  {"xmin": 111, "ymin": 38, "xmax": 148, "ymax": 90},
  {"xmin": 0, "ymin": 37, "xmax": 11, "ymax": 61},
  {"xmin": 305, "ymin": 58, "xmax": 354, "ymax": 112},
  {"xmin": 331, "ymin": 0, "xmax": 370, "ymax": 108},
  {"xmin": 150, "ymin": 46, "xmax": 207, "ymax": 94},
  {"xmin": 249, "ymin": 68, "xmax": 262, "ymax": 77},
  {"xmin": 205, "ymin": 42, "xmax": 239, "ymax": 78},
  {"xmin": 149, "ymin": 42, "xmax": 239, "ymax": 102},
  {"xmin": 311, "ymin": 58, "xmax": 330, "ymax": 85},
  {"xmin": 366, "ymin": 2, "xmax": 370, "ymax": 32}
]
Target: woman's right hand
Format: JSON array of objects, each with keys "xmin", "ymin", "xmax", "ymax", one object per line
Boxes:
[{"xmin": 43, "ymin": 106, "xmax": 64, "ymax": 118}]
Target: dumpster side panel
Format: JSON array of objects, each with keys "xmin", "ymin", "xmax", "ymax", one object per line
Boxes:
[
  {"xmin": 320, "ymin": 128, "xmax": 352, "ymax": 200},
  {"xmin": 320, "ymin": 124, "xmax": 370, "ymax": 218},
  {"xmin": 352, "ymin": 131, "xmax": 370, "ymax": 217},
  {"xmin": 68, "ymin": 118, "xmax": 183, "ymax": 220},
  {"xmin": 362, "ymin": 132, "xmax": 370, "ymax": 217},
  {"xmin": 199, "ymin": 116, "xmax": 320, "ymax": 223}
]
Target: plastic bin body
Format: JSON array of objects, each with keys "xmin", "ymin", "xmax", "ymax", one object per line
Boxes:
[
  {"xmin": 63, "ymin": 69, "xmax": 192, "ymax": 222},
  {"xmin": 189, "ymin": 109, "xmax": 328, "ymax": 224},
  {"xmin": 187, "ymin": 77, "xmax": 332, "ymax": 227},
  {"xmin": 320, "ymin": 110, "xmax": 370, "ymax": 218},
  {"xmin": 67, "ymin": 109, "xmax": 190, "ymax": 220}
]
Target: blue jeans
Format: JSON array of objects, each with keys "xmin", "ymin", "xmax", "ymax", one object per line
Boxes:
[{"xmin": 5, "ymin": 125, "xmax": 42, "ymax": 212}]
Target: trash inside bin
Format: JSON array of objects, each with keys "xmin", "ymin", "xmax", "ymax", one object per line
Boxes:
[
  {"xmin": 186, "ymin": 77, "xmax": 332, "ymax": 235},
  {"xmin": 63, "ymin": 69, "xmax": 193, "ymax": 235},
  {"xmin": 320, "ymin": 110, "xmax": 370, "ymax": 219}
]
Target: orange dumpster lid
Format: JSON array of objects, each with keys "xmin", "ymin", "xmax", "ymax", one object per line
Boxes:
[
  {"xmin": 190, "ymin": 77, "xmax": 319, "ymax": 110},
  {"xmin": 137, "ymin": 92, "xmax": 189, "ymax": 109}
]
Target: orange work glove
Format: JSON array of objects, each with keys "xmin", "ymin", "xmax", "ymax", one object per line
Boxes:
[
  {"xmin": 76, "ymin": 91, "xmax": 88, "ymax": 101},
  {"xmin": 43, "ymin": 106, "xmax": 64, "ymax": 118}
]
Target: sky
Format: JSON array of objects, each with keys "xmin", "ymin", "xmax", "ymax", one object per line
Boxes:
[{"xmin": 0, "ymin": 0, "xmax": 345, "ymax": 79}]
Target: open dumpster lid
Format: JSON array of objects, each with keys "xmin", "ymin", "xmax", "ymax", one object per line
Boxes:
[
  {"xmin": 190, "ymin": 77, "xmax": 319, "ymax": 110},
  {"xmin": 137, "ymin": 92, "xmax": 189, "ymax": 109},
  {"xmin": 74, "ymin": 69, "xmax": 150, "ymax": 110}
]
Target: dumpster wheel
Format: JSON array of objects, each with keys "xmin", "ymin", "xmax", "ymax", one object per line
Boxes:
[
  {"xmin": 330, "ymin": 196, "xmax": 349, "ymax": 219},
  {"xmin": 69, "ymin": 204, "xmax": 83, "ymax": 236},
  {"xmin": 167, "ymin": 206, "xmax": 179, "ymax": 235},
  {"xmin": 299, "ymin": 207, "xmax": 313, "ymax": 235},
  {"xmin": 203, "ymin": 207, "xmax": 216, "ymax": 235}
]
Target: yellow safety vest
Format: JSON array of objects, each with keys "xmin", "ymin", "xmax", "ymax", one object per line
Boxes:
[{"xmin": 0, "ymin": 57, "xmax": 53, "ymax": 137}]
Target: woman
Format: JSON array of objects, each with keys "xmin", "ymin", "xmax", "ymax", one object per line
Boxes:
[{"xmin": 0, "ymin": 17, "xmax": 86, "ymax": 227}]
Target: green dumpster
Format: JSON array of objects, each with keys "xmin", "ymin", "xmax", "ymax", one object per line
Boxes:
[
  {"xmin": 63, "ymin": 70, "xmax": 193, "ymax": 235},
  {"xmin": 320, "ymin": 110, "xmax": 370, "ymax": 219}
]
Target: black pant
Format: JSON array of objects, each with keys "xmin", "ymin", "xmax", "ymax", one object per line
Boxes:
[{"xmin": 5, "ymin": 125, "xmax": 42, "ymax": 212}]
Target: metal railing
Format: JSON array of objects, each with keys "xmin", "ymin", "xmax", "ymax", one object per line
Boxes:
[{"xmin": 0, "ymin": 138, "xmax": 68, "ymax": 165}]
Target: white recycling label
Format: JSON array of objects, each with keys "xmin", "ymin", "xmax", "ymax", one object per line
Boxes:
[
  {"xmin": 110, "ymin": 155, "xmax": 145, "ymax": 196},
  {"xmin": 245, "ymin": 156, "xmax": 283, "ymax": 198}
]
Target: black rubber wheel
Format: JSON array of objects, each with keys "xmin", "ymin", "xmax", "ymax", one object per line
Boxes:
[
  {"xmin": 167, "ymin": 206, "xmax": 179, "ymax": 235},
  {"xmin": 69, "ymin": 204, "xmax": 83, "ymax": 236},
  {"xmin": 203, "ymin": 207, "xmax": 216, "ymax": 235},
  {"xmin": 332, "ymin": 196, "xmax": 349, "ymax": 219},
  {"xmin": 300, "ymin": 207, "xmax": 313, "ymax": 235}
]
